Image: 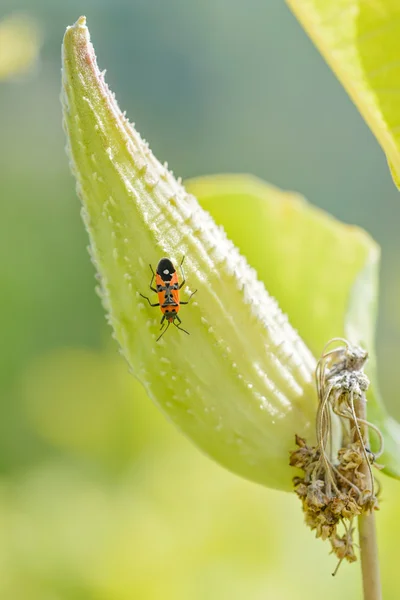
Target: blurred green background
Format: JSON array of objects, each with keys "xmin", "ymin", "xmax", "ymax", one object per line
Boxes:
[{"xmin": 1, "ymin": 1, "xmax": 400, "ymax": 598}]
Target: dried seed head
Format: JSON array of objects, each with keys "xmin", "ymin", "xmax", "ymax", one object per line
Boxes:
[
  {"xmin": 289, "ymin": 339, "xmax": 383, "ymax": 574},
  {"xmin": 306, "ymin": 480, "xmax": 327, "ymax": 509},
  {"xmin": 289, "ymin": 435, "xmax": 319, "ymax": 470},
  {"xmin": 330, "ymin": 529, "xmax": 357, "ymax": 574}
]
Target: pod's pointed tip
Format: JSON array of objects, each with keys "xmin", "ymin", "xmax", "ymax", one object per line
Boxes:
[
  {"xmin": 75, "ymin": 15, "xmax": 87, "ymax": 28},
  {"xmin": 64, "ymin": 16, "xmax": 87, "ymax": 41}
]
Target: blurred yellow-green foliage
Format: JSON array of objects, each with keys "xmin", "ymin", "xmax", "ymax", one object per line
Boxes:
[
  {"xmin": 1, "ymin": 1, "xmax": 400, "ymax": 598},
  {"xmin": 0, "ymin": 13, "xmax": 41, "ymax": 80}
]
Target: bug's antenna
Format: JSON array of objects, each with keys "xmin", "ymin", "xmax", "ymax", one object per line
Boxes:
[
  {"xmin": 174, "ymin": 321, "xmax": 190, "ymax": 336},
  {"xmin": 157, "ymin": 321, "xmax": 170, "ymax": 342}
]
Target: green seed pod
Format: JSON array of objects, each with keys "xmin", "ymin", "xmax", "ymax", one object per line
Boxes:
[{"xmin": 61, "ymin": 16, "xmax": 400, "ymax": 491}]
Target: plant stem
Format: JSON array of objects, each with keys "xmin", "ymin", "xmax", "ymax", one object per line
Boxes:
[
  {"xmin": 356, "ymin": 396, "xmax": 382, "ymax": 600},
  {"xmin": 358, "ymin": 511, "xmax": 381, "ymax": 600}
]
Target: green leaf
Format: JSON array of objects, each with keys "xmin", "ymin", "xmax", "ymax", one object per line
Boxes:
[
  {"xmin": 61, "ymin": 17, "xmax": 400, "ymax": 491},
  {"xmin": 187, "ymin": 174, "xmax": 400, "ymax": 478},
  {"xmin": 286, "ymin": 0, "xmax": 400, "ymax": 188}
]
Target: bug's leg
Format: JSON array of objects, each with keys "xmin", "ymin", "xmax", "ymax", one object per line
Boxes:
[
  {"xmin": 180, "ymin": 289, "xmax": 197, "ymax": 305},
  {"xmin": 157, "ymin": 320, "xmax": 170, "ymax": 342},
  {"xmin": 178, "ymin": 256, "xmax": 186, "ymax": 289},
  {"xmin": 159, "ymin": 315, "xmax": 166, "ymax": 330},
  {"xmin": 173, "ymin": 315, "xmax": 190, "ymax": 336},
  {"xmin": 139, "ymin": 293, "xmax": 160, "ymax": 308},
  {"xmin": 149, "ymin": 264, "xmax": 157, "ymax": 292}
]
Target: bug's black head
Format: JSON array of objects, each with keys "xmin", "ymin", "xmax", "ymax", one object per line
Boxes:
[{"xmin": 157, "ymin": 258, "xmax": 176, "ymax": 281}]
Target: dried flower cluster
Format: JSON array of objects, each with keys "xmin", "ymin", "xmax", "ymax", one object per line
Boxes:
[{"xmin": 290, "ymin": 339, "xmax": 383, "ymax": 575}]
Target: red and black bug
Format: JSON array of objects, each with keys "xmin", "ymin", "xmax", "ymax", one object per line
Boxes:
[{"xmin": 140, "ymin": 257, "xmax": 197, "ymax": 342}]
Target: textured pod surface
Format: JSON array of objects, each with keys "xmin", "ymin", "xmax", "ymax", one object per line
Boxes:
[{"xmin": 62, "ymin": 17, "xmax": 318, "ymax": 491}]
